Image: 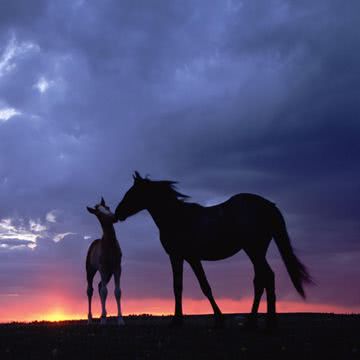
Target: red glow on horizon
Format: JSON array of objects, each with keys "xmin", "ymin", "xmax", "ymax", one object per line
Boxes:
[{"xmin": 1, "ymin": 294, "xmax": 358, "ymax": 323}]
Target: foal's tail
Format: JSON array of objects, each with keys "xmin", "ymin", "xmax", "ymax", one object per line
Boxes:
[{"xmin": 272, "ymin": 207, "xmax": 313, "ymax": 298}]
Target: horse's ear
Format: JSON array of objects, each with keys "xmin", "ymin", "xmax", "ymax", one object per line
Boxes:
[
  {"xmin": 133, "ymin": 171, "xmax": 143, "ymax": 182},
  {"xmin": 87, "ymin": 206, "xmax": 96, "ymax": 214},
  {"xmin": 100, "ymin": 197, "xmax": 105, "ymax": 206}
]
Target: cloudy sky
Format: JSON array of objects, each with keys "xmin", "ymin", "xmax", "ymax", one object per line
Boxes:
[{"xmin": 0, "ymin": 0, "xmax": 359, "ymax": 321}]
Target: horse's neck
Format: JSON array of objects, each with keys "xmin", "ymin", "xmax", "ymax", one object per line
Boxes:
[{"xmin": 147, "ymin": 198, "xmax": 182, "ymax": 230}]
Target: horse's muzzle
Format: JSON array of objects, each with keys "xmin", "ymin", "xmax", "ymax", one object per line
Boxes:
[{"xmin": 115, "ymin": 209, "xmax": 126, "ymax": 222}]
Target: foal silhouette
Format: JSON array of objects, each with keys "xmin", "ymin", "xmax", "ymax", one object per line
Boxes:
[
  {"xmin": 86, "ymin": 198, "xmax": 125, "ymax": 326},
  {"xmin": 115, "ymin": 172, "xmax": 312, "ymax": 329}
]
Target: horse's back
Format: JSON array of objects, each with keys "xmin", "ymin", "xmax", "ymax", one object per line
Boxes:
[
  {"xmin": 218, "ymin": 193, "xmax": 275, "ymax": 208},
  {"xmin": 174, "ymin": 193, "xmax": 277, "ymax": 260}
]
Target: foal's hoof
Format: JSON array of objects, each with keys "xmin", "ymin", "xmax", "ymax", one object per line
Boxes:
[
  {"xmin": 169, "ymin": 316, "xmax": 184, "ymax": 328},
  {"xmin": 117, "ymin": 316, "xmax": 125, "ymax": 326},
  {"xmin": 100, "ymin": 317, "xmax": 107, "ymax": 325}
]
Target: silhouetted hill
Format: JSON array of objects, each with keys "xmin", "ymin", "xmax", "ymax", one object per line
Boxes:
[{"xmin": 0, "ymin": 313, "xmax": 359, "ymax": 359}]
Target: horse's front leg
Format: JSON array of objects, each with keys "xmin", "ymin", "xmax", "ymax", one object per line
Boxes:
[
  {"xmin": 169, "ymin": 256, "xmax": 184, "ymax": 327},
  {"xmin": 188, "ymin": 259, "xmax": 224, "ymax": 328}
]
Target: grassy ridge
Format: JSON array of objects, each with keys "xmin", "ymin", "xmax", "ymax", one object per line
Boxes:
[{"xmin": 0, "ymin": 313, "xmax": 359, "ymax": 359}]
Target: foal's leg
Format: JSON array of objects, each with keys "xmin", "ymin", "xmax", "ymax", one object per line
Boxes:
[
  {"xmin": 86, "ymin": 267, "xmax": 96, "ymax": 324},
  {"xmin": 114, "ymin": 268, "xmax": 125, "ymax": 326},
  {"xmin": 188, "ymin": 259, "xmax": 224, "ymax": 327},
  {"xmin": 169, "ymin": 256, "xmax": 184, "ymax": 327},
  {"xmin": 98, "ymin": 273, "xmax": 110, "ymax": 325}
]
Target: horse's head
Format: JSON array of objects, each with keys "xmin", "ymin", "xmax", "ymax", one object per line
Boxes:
[
  {"xmin": 87, "ymin": 197, "xmax": 118, "ymax": 224},
  {"xmin": 116, "ymin": 171, "xmax": 189, "ymax": 222},
  {"xmin": 115, "ymin": 171, "xmax": 150, "ymax": 221}
]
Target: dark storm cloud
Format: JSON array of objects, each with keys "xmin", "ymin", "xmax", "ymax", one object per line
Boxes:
[
  {"xmin": 140, "ymin": 0, "xmax": 360, "ymax": 250},
  {"xmin": 0, "ymin": 0, "xmax": 359, "ymax": 312}
]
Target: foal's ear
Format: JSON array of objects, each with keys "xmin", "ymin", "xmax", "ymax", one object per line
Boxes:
[
  {"xmin": 100, "ymin": 197, "xmax": 106, "ymax": 206},
  {"xmin": 86, "ymin": 206, "xmax": 96, "ymax": 214}
]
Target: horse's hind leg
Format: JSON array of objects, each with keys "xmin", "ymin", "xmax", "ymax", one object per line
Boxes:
[
  {"xmin": 188, "ymin": 259, "xmax": 224, "ymax": 327},
  {"xmin": 246, "ymin": 271, "xmax": 265, "ymax": 330},
  {"xmin": 86, "ymin": 267, "xmax": 96, "ymax": 324},
  {"xmin": 263, "ymin": 261, "xmax": 277, "ymax": 330},
  {"xmin": 244, "ymin": 241, "xmax": 276, "ymax": 330},
  {"xmin": 240, "ymin": 256, "xmax": 265, "ymax": 330},
  {"xmin": 246, "ymin": 252, "xmax": 277, "ymax": 330},
  {"xmin": 114, "ymin": 268, "xmax": 125, "ymax": 326}
]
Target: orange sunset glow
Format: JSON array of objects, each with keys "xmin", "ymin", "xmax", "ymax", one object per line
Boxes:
[{"xmin": 1, "ymin": 295, "xmax": 358, "ymax": 323}]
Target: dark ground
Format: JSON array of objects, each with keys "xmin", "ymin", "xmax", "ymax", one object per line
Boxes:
[{"xmin": 0, "ymin": 313, "xmax": 359, "ymax": 360}]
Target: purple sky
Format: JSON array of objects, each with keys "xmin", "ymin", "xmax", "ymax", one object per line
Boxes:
[{"xmin": 0, "ymin": 0, "xmax": 359, "ymax": 319}]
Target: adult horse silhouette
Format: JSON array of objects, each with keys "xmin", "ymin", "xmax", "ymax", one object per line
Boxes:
[
  {"xmin": 86, "ymin": 198, "xmax": 125, "ymax": 326},
  {"xmin": 115, "ymin": 172, "xmax": 312, "ymax": 329}
]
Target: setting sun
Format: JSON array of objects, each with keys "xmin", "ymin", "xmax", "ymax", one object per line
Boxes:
[{"xmin": 40, "ymin": 309, "xmax": 73, "ymax": 322}]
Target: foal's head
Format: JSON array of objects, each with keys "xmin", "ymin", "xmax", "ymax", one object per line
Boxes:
[
  {"xmin": 115, "ymin": 171, "xmax": 188, "ymax": 221},
  {"xmin": 87, "ymin": 197, "xmax": 117, "ymax": 225}
]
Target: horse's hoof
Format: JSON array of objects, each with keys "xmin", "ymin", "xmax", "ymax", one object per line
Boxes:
[
  {"xmin": 169, "ymin": 316, "xmax": 183, "ymax": 328},
  {"xmin": 87, "ymin": 315, "xmax": 93, "ymax": 325},
  {"xmin": 117, "ymin": 316, "xmax": 125, "ymax": 326},
  {"xmin": 214, "ymin": 315, "xmax": 225, "ymax": 329},
  {"xmin": 100, "ymin": 317, "xmax": 107, "ymax": 325}
]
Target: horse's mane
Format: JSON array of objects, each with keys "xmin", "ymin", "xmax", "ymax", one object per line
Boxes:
[
  {"xmin": 134, "ymin": 171, "xmax": 190, "ymax": 202},
  {"xmin": 148, "ymin": 179, "xmax": 190, "ymax": 202}
]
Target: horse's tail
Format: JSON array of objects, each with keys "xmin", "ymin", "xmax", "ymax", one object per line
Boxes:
[{"xmin": 272, "ymin": 206, "xmax": 313, "ymax": 298}]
